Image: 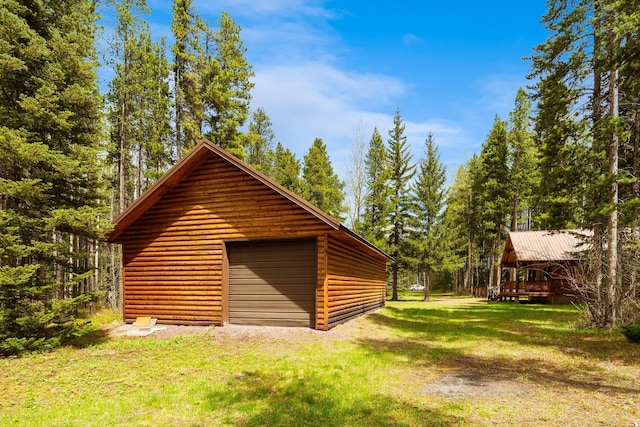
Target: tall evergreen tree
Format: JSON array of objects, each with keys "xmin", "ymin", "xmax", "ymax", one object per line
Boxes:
[
  {"xmin": 530, "ymin": 0, "xmax": 592, "ymax": 231},
  {"xmin": 409, "ymin": 133, "xmax": 447, "ymax": 302},
  {"xmin": 476, "ymin": 116, "xmax": 511, "ymax": 290},
  {"xmin": 136, "ymin": 35, "xmax": 173, "ymax": 190},
  {"xmin": 532, "ymin": 75, "xmax": 587, "ymax": 230},
  {"xmin": 272, "ymin": 142, "xmax": 302, "ymax": 194},
  {"xmin": 201, "ymin": 12, "xmax": 254, "ymax": 158},
  {"xmin": 240, "ymin": 108, "xmax": 275, "ymax": 174},
  {"xmin": 172, "ymin": 7, "xmax": 253, "ymax": 158},
  {"xmin": 107, "ymin": 0, "xmax": 172, "ymax": 208},
  {"xmin": 171, "ymin": 0, "xmax": 203, "ymax": 156},
  {"xmin": 301, "ymin": 138, "xmax": 345, "ymax": 220},
  {"xmin": 0, "ymin": 0, "xmax": 106, "ymax": 354},
  {"xmin": 386, "ymin": 110, "xmax": 416, "ymax": 301},
  {"xmin": 361, "ymin": 127, "xmax": 390, "ymax": 249},
  {"xmin": 530, "ymin": 0, "xmax": 640, "ymax": 327},
  {"xmin": 616, "ymin": 1, "xmax": 640, "ymax": 230},
  {"xmin": 507, "ymin": 88, "xmax": 538, "ymax": 231},
  {"xmin": 443, "ymin": 163, "xmax": 477, "ymax": 293}
]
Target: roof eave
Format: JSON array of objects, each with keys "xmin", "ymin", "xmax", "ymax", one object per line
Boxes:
[{"xmin": 338, "ymin": 224, "xmax": 394, "ymax": 262}]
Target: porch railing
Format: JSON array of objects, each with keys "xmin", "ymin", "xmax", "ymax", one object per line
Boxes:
[{"xmin": 500, "ymin": 280, "xmax": 552, "ymax": 293}]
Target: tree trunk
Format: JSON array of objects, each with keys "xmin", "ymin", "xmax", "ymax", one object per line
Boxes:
[
  {"xmin": 137, "ymin": 143, "xmax": 143, "ymax": 199},
  {"xmin": 606, "ymin": 32, "xmax": 619, "ymax": 328},
  {"xmin": 591, "ymin": 4, "xmax": 605, "ymax": 326},
  {"xmin": 423, "ymin": 265, "xmax": 431, "ymax": 302},
  {"xmin": 511, "ymin": 192, "xmax": 518, "ymax": 231},
  {"xmin": 465, "ymin": 237, "xmax": 472, "ymax": 295},
  {"xmin": 391, "ymin": 262, "xmax": 398, "ymax": 301},
  {"xmin": 119, "ymin": 105, "xmax": 126, "ymax": 214}
]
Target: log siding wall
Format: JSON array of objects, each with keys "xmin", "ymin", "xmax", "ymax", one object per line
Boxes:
[
  {"xmin": 117, "ymin": 152, "xmax": 333, "ymax": 325},
  {"xmin": 325, "ymin": 235, "xmax": 387, "ymax": 329},
  {"xmin": 114, "ymin": 147, "xmax": 390, "ymax": 328}
]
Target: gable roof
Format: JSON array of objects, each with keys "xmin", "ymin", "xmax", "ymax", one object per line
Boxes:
[
  {"xmin": 501, "ymin": 230, "xmax": 590, "ymax": 267},
  {"xmin": 108, "ymin": 139, "xmax": 391, "ymax": 261}
]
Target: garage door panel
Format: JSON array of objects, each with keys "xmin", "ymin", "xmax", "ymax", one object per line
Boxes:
[
  {"xmin": 229, "ymin": 248, "xmax": 315, "ymax": 262},
  {"xmin": 230, "ymin": 300, "xmax": 315, "ymax": 312},
  {"xmin": 229, "ymin": 252, "xmax": 314, "ymax": 263},
  {"xmin": 228, "ymin": 239, "xmax": 316, "ymax": 327},
  {"xmin": 230, "ymin": 293, "xmax": 316, "ymax": 303},
  {"xmin": 229, "ymin": 287, "xmax": 315, "ymax": 297},
  {"xmin": 231, "ymin": 315, "xmax": 311, "ymax": 327},
  {"xmin": 229, "ymin": 268, "xmax": 316, "ymax": 281},
  {"xmin": 231, "ymin": 311, "xmax": 312, "ymax": 320},
  {"xmin": 229, "ymin": 276, "xmax": 318, "ymax": 292},
  {"xmin": 230, "ymin": 259, "xmax": 316, "ymax": 268}
]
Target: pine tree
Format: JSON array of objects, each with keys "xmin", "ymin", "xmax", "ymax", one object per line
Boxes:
[
  {"xmin": 241, "ymin": 108, "xmax": 275, "ymax": 174},
  {"xmin": 301, "ymin": 138, "xmax": 345, "ymax": 220},
  {"xmin": 201, "ymin": 12, "xmax": 254, "ymax": 158},
  {"xmin": 507, "ymin": 88, "xmax": 538, "ymax": 231},
  {"xmin": 530, "ymin": 0, "xmax": 591, "ymax": 231},
  {"xmin": 386, "ymin": 110, "xmax": 416, "ymax": 301},
  {"xmin": 443, "ymin": 164, "xmax": 475, "ymax": 293},
  {"xmin": 171, "ymin": 0, "xmax": 203, "ymax": 156},
  {"xmin": 172, "ymin": 7, "xmax": 253, "ymax": 159},
  {"xmin": 476, "ymin": 116, "xmax": 511, "ymax": 291},
  {"xmin": 107, "ymin": 0, "xmax": 172, "ymax": 207},
  {"xmin": 137, "ymin": 35, "xmax": 173, "ymax": 190},
  {"xmin": 0, "ymin": 0, "xmax": 107, "ymax": 355},
  {"xmin": 530, "ymin": 0, "xmax": 640, "ymax": 327},
  {"xmin": 272, "ymin": 142, "xmax": 302, "ymax": 194},
  {"xmin": 361, "ymin": 127, "xmax": 390, "ymax": 249},
  {"xmin": 616, "ymin": 1, "xmax": 640, "ymax": 230},
  {"xmin": 465, "ymin": 156, "xmax": 485, "ymax": 294},
  {"xmin": 409, "ymin": 133, "xmax": 447, "ymax": 302},
  {"xmin": 532, "ymin": 76, "xmax": 587, "ymax": 230}
]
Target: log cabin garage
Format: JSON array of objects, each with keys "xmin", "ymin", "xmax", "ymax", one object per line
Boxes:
[{"xmin": 108, "ymin": 140, "xmax": 391, "ymax": 330}]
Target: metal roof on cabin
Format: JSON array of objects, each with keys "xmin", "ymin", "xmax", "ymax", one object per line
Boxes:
[{"xmin": 501, "ymin": 230, "xmax": 590, "ymax": 266}]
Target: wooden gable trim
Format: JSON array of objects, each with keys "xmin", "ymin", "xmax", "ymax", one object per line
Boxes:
[{"xmin": 500, "ymin": 234, "xmax": 516, "ymax": 267}]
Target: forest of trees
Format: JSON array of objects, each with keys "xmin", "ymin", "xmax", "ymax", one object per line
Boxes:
[{"xmin": 1, "ymin": 0, "xmax": 639, "ymax": 354}]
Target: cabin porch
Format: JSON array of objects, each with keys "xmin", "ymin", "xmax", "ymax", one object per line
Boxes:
[
  {"xmin": 499, "ymin": 267, "xmax": 577, "ymax": 303},
  {"xmin": 498, "ymin": 230, "xmax": 588, "ymax": 304},
  {"xmin": 499, "ymin": 280, "xmax": 556, "ymax": 303}
]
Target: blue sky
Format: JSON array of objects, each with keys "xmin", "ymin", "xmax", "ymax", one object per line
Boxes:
[{"xmin": 102, "ymin": 0, "xmax": 549, "ymax": 184}]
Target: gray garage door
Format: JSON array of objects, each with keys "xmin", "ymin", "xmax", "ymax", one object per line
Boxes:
[{"xmin": 228, "ymin": 239, "xmax": 316, "ymax": 327}]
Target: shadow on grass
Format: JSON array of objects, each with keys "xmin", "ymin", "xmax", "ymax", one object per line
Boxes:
[
  {"xmin": 376, "ymin": 302, "xmax": 636, "ymax": 364},
  {"xmin": 204, "ymin": 369, "xmax": 462, "ymax": 427},
  {"xmin": 66, "ymin": 327, "xmax": 111, "ymax": 349},
  {"xmin": 357, "ymin": 302, "xmax": 640, "ymax": 395}
]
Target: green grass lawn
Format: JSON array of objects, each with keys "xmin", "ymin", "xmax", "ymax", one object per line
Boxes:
[{"xmin": 1, "ymin": 297, "xmax": 638, "ymax": 426}]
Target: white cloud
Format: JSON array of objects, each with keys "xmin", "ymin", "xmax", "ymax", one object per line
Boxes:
[
  {"xmin": 143, "ymin": 0, "xmax": 485, "ymax": 182},
  {"xmin": 475, "ymin": 74, "xmax": 528, "ymax": 117},
  {"xmin": 249, "ymin": 60, "xmax": 471, "ymax": 181},
  {"xmin": 402, "ymin": 33, "xmax": 423, "ymax": 46},
  {"xmin": 197, "ymin": 0, "xmax": 338, "ymax": 19},
  {"xmin": 250, "ymin": 61, "xmax": 406, "ymax": 151}
]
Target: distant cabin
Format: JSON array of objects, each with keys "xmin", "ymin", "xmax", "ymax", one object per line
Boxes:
[
  {"xmin": 108, "ymin": 140, "xmax": 391, "ymax": 330},
  {"xmin": 499, "ymin": 230, "xmax": 589, "ymax": 303}
]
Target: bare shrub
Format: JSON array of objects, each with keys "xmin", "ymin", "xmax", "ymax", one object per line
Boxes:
[{"xmin": 567, "ymin": 229, "xmax": 640, "ymax": 328}]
